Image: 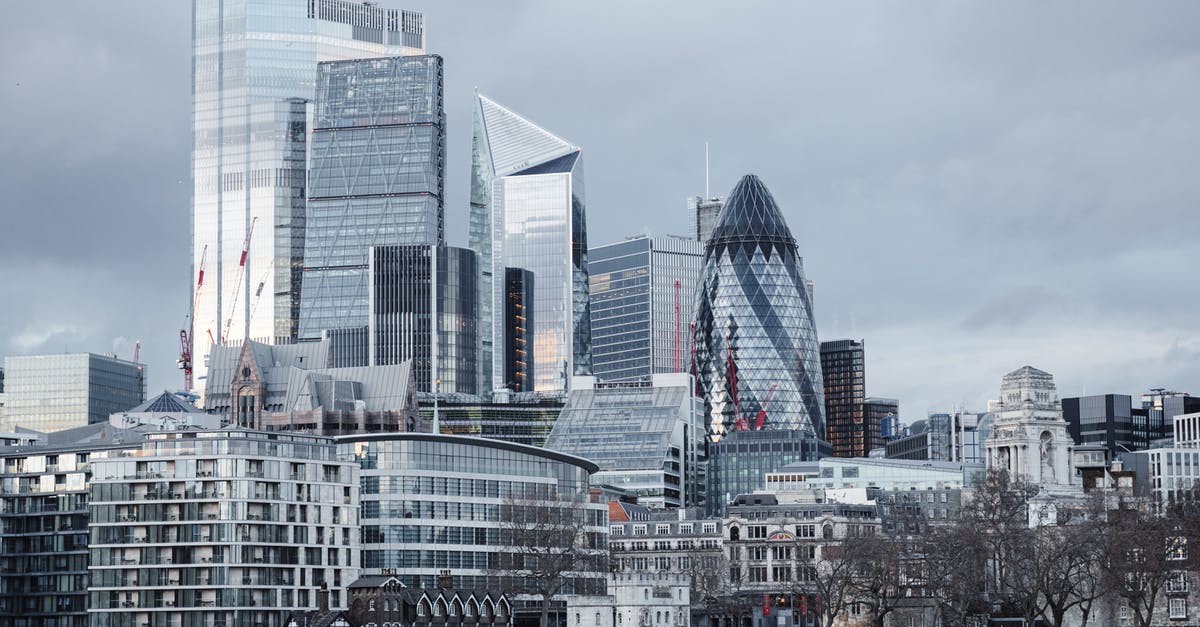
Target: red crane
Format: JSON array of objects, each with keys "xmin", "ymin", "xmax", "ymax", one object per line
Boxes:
[
  {"xmin": 222, "ymin": 217, "xmax": 258, "ymax": 345},
  {"xmin": 178, "ymin": 244, "xmax": 207, "ymax": 393},
  {"xmin": 754, "ymin": 384, "xmax": 778, "ymax": 430}
]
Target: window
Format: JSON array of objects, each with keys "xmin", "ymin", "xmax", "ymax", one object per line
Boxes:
[
  {"xmin": 1166, "ymin": 572, "xmax": 1189, "ymax": 593},
  {"xmin": 749, "ymin": 525, "xmax": 768, "ymax": 539},
  {"xmin": 656, "ymin": 557, "xmax": 671, "ymax": 570},
  {"xmin": 656, "ymin": 524, "xmax": 671, "ymax": 535},
  {"xmin": 702, "ymin": 522, "xmax": 717, "ymax": 534},
  {"xmin": 748, "ymin": 546, "xmax": 767, "ymax": 561},
  {"xmin": 940, "ymin": 492, "xmax": 947, "ymax": 503},
  {"xmin": 632, "ymin": 525, "xmax": 647, "ymax": 536},
  {"xmin": 1169, "ymin": 597, "xmax": 1187, "ymax": 619},
  {"xmin": 679, "ymin": 523, "xmax": 694, "ymax": 534},
  {"xmin": 796, "ymin": 525, "xmax": 815, "ymax": 538},
  {"xmin": 1119, "ymin": 605, "xmax": 1129, "ymax": 621},
  {"xmin": 1167, "ymin": 537, "xmax": 1188, "ymax": 561},
  {"xmin": 610, "ymin": 525, "xmax": 625, "ymax": 536}
]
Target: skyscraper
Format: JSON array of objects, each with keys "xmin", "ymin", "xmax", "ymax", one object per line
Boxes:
[
  {"xmin": 299, "ymin": 54, "xmax": 445, "ymax": 341},
  {"xmin": 820, "ymin": 339, "xmax": 867, "ymax": 457},
  {"xmin": 688, "ymin": 196, "xmax": 723, "ymax": 243},
  {"xmin": 588, "ymin": 236, "xmax": 704, "ymax": 382},
  {"xmin": 693, "ymin": 174, "xmax": 825, "ymax": 439},
  {"xmin": 470, "ymin": 93, "xmax": 591, "ymax": 393},
  {"xmin": 190, "ymin": 0, "xmax": 424, "ymax": 400}
]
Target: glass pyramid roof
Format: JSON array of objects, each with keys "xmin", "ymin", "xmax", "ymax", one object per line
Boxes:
[{"xmin": 476, "ymin": 93, "xmax": 579, "ymax": 177}]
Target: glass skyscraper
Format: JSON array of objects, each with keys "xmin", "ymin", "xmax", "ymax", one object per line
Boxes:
[
  {"xmin": 190, "ymin": 0, "xmax": 424, "ymax": 400},
  {"xmin": 693, "ymin": 174, "xmax": 825, "ymax": 439},
  {"xmin": 299, "ymin": 54, "xmax": 445, "ymax": 341},
  {"xmin": 0, "ymin": 354, "xmax": 146, "ymax": 432},
  {"xmin": 470, "ymin": 93, "xmax": 591, "ymax": 393},
  {"xmin": 820, "ymin": 338, "xmax": 869, "ymax": 457},
  {"xmin": 588, "ymin": 236, "xmax": 704, "ymax": 382}
]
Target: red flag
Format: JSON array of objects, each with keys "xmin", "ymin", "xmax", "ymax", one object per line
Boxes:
[
  {"xmin": 763, "ymin": 594, "xmax": 770, "ymax": 616},
  {"xmin": 800, "ymin": 595, "xmax": 807, "ymax": 615}
]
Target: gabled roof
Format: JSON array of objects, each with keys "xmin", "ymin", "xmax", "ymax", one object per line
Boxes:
[{"xmin": 475, "ymin": 93, "xmax": 579, "ymax": 178}]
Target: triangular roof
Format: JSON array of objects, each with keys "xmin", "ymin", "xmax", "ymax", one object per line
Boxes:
[
  {"xmin": 1003, "ymin": 365, "xmax": 1053, "ymax": 379},
  {"xmin": 125, "ymin": 391, "xmax": 204, "ymax": 414},
  {"xmin": 475, "ymin": 93, "xmax": 579, "ymax": 178}
]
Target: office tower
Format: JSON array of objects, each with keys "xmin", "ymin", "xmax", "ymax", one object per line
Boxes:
[
  {"xmin": 190, "ymin": 0, "xmax": 425, "ymax": 399},
  {"xmin": 87, "ymin": 429, "xmax": 360, "ymax": 625},
  {"xmin": 369, "ymin": 245, "xmax": 478, "ymax": 394},
  {"xmin": 0, "ymin": 353, "xmax": 146, "ymax": 432},
  {"xmin": 343, "ymin": 433, "xmax": 608, "ymax": 600},
  {"xmin": 299, "ymin": 55, "xmax": 445, "ymax": 341},
  {"xmin": 1062, "ymin": 393, "xmax": 1175, "ymax": 457},
  {"xmin": 503, "ymin": 268, "xmax": 535, "ymax": 392},
  {"xmin": 871, "ymin": 397, "xmax": 901, "ymax": 441},
  {"xmin": 688, "ymin": 196, "xmax": 724, "ymax": 243},
  {"xmin": 820, "ymin": 339, "xmax": 867, "ymax": 457},
  {"xmin": 693, "ymin": 174, "xmax": 825, "ymax": 439},
  {"xmin": 1141, "ymin": 388, "xmax": 1200, "ymax": 432},
  {"xmin": 588, "ymin": 236, "xmax": 705, "ymax": 383},
  {"xmin": 546, "ymin": 374, "xmax": 707, "ymax": 508},
  {"xmin": 706, "ymin": 429, "xmax": 829, "ymax": 513},
  {"xmin": 470, "ymin": 93, "xmax": 591, "ymax": 394}
]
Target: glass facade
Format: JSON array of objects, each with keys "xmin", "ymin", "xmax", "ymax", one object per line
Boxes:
[
  {"xmin": 707, "ymin": 429, "xmax": 829, "ymax": 515},
  {"xmin": 0, "ymin": 354, "xmax": 146, "ymax": 433},
  {"xmin": 190, "ymin": 0, "xmax": 424, "ymax": 400},
  {"xmin": 340, "ymin": 434, "xmax": 608, "ymax": 593},
  {"xmin": 418, "ymin": 396, "xmax": 562, "ymax": 448},
  {"xmin": 503, "ymin": 268, "xmax": 535, "ymax": 392},
  {"xmin": 693, "ymin": 175, "xmax": 825, "ymax": 439},
  {"xmin": 369, "ymin": 245, "xmax": 478, "ymax": 395},
  {"xmin": 87, "ymin": 429, "xmax": 358, "ymax": 626},
  {"xmin": 588, "ymin": 237, "xmax": 704, "ymax": 383},
  {"xmin": 820, "ymin": 339, "xmax": 868, "ymax": 457},
  {"xmin": 472, "ymin": 94, "xmax": 591, "ymax": 394},
  {"xmin": 299, "ymin": 55, "xmax": 445, "ymax": 341},
  {"xmin": 688, "ymin": 196, "xmax": 723, "ymax": 243},
  {"xmin": 545, "ymin": 374, "xmax": 707, "ymax": 508}
]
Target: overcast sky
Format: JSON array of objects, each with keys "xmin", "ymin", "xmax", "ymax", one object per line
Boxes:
[{"xmin": 1, "ymin": 2, "xmax": 1197, "ymax": 419}]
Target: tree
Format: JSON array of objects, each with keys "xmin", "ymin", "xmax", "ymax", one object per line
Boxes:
[
  {"xmin": 916, "ymin": 522, "xmax": 990, "ymax": 627},
  {"xmin": 846, "ymin": 531, "xmax": 908, "ymax": 627},
  {"xmin": 801, "ymin": 537, "xmax": 858, "ymax": 627},
  {"xmin": 1103, "ymin": 504, "xmax": 1179, "ymax": 627},
  {"xmin": 959, "ymin": 469, "xmax": 1040, "ymax": 622},
  {"xmin": 492, "ymin": 490, "xmax": 607, "ymax": 627}
]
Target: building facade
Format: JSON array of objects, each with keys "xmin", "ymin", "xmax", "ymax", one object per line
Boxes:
[
  {"xmin": 693, "ymin": 174, "xmax": 825, "ymax": 439},
  {"xmin": 417, "ymin": 393, "xmax": 563, "ymax": 448},
  {"xmin": 0, "ymin": 353, "xmax": 146, "ymax": 432},
  {"xmin": 819, "ymin": 340, "xmax": 868, "ymax": 458},
  {"xmin": 588, "ymin": 236, "xmax": 705, "ymax": 383},
  {"xmin": 546, "ymin": 374, "xmax": 707, "ymax": 508},
  {"xmin": 190, "ymin": 0, "xmax": 425, "ymax": 398},
  {"xmin": 341, "ymin": 433, "xmax": 608, "ymax": 598},
  {"xmin": 1063, "ymin": 393, "xmax": 1172, "ymax": 457},
  {"xmin": 299, "ymin": 55, "xmax": 445, "ymax": 342},
  {"xmin": 369, "ymin": 245, "xmax": 479, "ymax": 394},
  {"xmin": 984, "ymin": 366, "xmax": 1076, "ymax": 493},
  {"xmin": 689, "ymin": 196, "xmax": 724, "ymax": 244},
  {"xmin": 707, "ymin": 430, "xmax": 829, "ymax": 514},
  {"xmin": 87, "ymin": 429, "xmax": 360, "ymax": 626},
  {"xmin": 502, "ymin": 268, "xmax": 535, "ymax": 392},
  {"xmin": 471, "ymin": 93, "xmax": 591, "ymax": 394}
]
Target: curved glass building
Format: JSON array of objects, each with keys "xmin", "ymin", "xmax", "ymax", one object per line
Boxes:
[{"xmin": 693, "ymin": 174, "xmax": 825, "ymax": 439}]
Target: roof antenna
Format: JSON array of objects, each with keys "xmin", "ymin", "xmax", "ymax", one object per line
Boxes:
[{"xmin": 705, "ymin": 141, "xmax": 710, "ymax": 198}]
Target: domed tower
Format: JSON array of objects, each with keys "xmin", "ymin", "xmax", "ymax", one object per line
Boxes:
[{"xmin": 694, "ymin": 174, "xmax": 825, "ymax": 440}]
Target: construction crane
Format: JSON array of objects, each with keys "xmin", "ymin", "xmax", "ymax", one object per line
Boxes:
[
  {"xmin": 247, "ymin": 269, "xmax": 270, "ymax": 328},
  {"xmin": 754, "ymin": 383, "xmax": 778, "ymax": 430},
  {"xmin": 178, "ymin": 244, "xmax": 207, "ymax": 393},
  {"xmin": 222, "ymin": 217, "xmax": 258, "ymax": 345}
]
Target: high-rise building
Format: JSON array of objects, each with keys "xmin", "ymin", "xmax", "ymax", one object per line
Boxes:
[
  {"xmin": 588, "ymin": 236, "xmax": 704, "ymax": 382},
  {"xmin": 820, "ymin": 339, "xmax": 867, "ymax": 457},
  {"xmin": 546, "ymin": 374, "xmax": 707, "ymax": 508},
  {"xmin": 688, "ymin": 196, "xmax": 723, "ymax": 243},
  {"xmin": 0, "ymin": 353, "xmax": 146, "ymax": 432},
  {"xmin": 369, "ymin": 245, "xmax": 478, "ymax": 394},
  {"xmin": 693, "ymin": 174, "xmax": 825, "ymax": 439},
  {"xmin": 299, "ymin": 55, "xmax": 445, "ymax": 341},
  {"xmin": 470, "ymin": 93, "xmax": 591, "ymax": 394},
  {"xmin": 502, "ymin": 268, "xmax": 535, "ymax": 392},
  {"xmin": 869, "ymin": 397, "xmax": 901, "ymax": 442},
  {"xmin": 87, "ymin": 429, "xmax": 360, "ymax": 625},
  {"xmin": 190, "ymin": 0, "xmax": 425, "ymax": 399}
]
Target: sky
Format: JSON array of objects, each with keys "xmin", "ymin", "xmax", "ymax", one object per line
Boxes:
[{"xmin": 1, "ymin": 2, "xmax": 1198, "ymax": 420}]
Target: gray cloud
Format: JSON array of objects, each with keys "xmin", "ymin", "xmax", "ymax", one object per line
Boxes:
[{"xmin": 1, "ymin": 1, "xmax": 1197, "ymax": 418}]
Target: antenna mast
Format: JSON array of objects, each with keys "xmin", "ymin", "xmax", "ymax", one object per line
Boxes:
[{"xmin": 705, "ymin": 141, "xmax": 710, "ymax": 198}]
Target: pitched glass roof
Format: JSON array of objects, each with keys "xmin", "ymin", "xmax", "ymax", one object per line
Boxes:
[{"xmin": 476, "ymin": 93, "xmax": 579, "ymax": 178}]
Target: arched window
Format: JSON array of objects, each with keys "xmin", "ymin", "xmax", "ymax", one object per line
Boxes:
[{"xmin": 369, "ymin": 599, "xmax": 376, "ymax": 611}]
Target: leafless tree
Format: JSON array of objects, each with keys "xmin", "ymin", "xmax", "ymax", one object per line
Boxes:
[
  {"xmin": 916, "ymin": 522, "xmax": 990, "ymax": 627},
  {"xmin": 801, "ymin": 539, "xmax": 858, "ymax": 627},
  {"xmin": 1102, "ymin": 503, "xmax": 1180, "ymax": 627},
  {"xmin": 846, "ymin": 530, "xmax": 908, "ymax": 627},
  {"xmin": 491, "ymin": 490, "xmax": 607, "ymax": 627}
]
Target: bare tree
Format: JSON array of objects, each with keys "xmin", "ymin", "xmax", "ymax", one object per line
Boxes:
[
  {"xmin": 800, "ymin": 539, "xmax": 858, "ymax": 627},
  {"xmin": 492, "ymin": 490, "xmax": 607, "ymax": 627},
  {"xmin": 846, "ymin": 531, "xmax": 908, "ymax": 627},
  {"xmin": 1103, "ymin": 504, "xmax": 1179, "ymax": 627},
  {"xmin": 916, "ymin": 522, "xmax": 990, "ymax": 627}
]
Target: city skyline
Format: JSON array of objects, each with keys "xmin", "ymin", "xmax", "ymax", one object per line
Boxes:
[{"xmin": 2, "ymin": 2, "xmax": 1198, "ymax": 418}]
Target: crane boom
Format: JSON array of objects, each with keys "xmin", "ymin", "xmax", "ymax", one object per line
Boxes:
[
  {"xmin": 222, "ymin": 217, "xmax": 257, "ymax": 345},
  {"xmin": 178, "ymin": 244, "xmax": 207, "ymax": 393}
]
